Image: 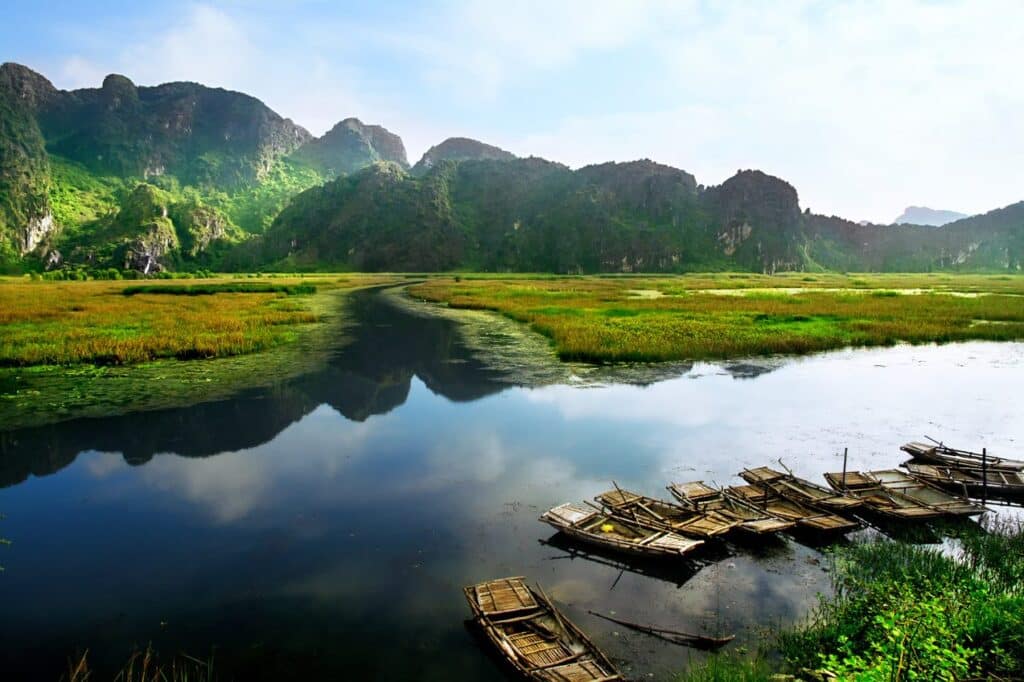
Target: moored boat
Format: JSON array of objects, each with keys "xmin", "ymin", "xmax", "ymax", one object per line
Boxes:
[
  {"xmin": 464, "ymin": 576, "xmax": 624, "ymax": 681},
  {"xmin": 823, "ymin": 466, "xmax": 983, "ymax": 516},
  {"xmin": 739, "ymin": 466, "xmax": 862, "ymax": 512},
  {"xmin": 902, "ymin": 441, "xmax": 1024, "ymax": 473},
  {"xmin": 902, "ymin": 461, "xmax": 1024, "ymax": 501},
  {"xmin": 540, "ymin": 501, "xmax": 704, "ymax": 558},
  {"xmin": 668, "ymin": 481, "xmax": 795, "ymax": 536},
  {"xmin": 595, "ymin": 487, "xmax": 740, "ymax": 539},
  {"xmin": 823, "ymin": 469, "xmax": 986, "ymax": 518},
  {"xmin": 725, "ymin": 484, "xmax": 861, "ymax": 536}
]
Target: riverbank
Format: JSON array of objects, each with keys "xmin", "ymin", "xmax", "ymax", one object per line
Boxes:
[
  {"xmin": 409, "ymin": 273, "xmax": 1024, "ymax": 362},
  {"xmin": 680, "ymin": 517, "xmax": 1024, "ymax": 681},
  {"xmin": 0, "ymin": 274, "xmax": 399, "ymax": 366},
  {"xmin": 0, "ymin": 274, "xmax": 403, "ymax": 430}
]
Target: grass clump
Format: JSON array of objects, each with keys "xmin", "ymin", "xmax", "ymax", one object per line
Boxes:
[
  {"xmin": 64, "ymin": 646, "xmax": 215, "ymax": 682},
  {"xmin": 781, "ymin": 518, "xmax": 1024, "ymax": 680},
  {"xmin": 675, "ymin": 520, "xmax": 1024, "ymax": 680},
  {"xmin": 410, "ymin": 273, "xmax": 1024, "ymax": 362}
]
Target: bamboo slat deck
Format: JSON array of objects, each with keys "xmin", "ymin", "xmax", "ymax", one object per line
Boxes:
[
  {"xmin": 595, "ymin": 488, "xmax": 740, "ymax": 539},
  {"xmin": 825, "ymin": 469, "xmax": 986, "ymax": 517},
  {"xmin": 540, "ymin": 502, "xmax": 704, "ymax": 558},
  {"xmin": 465, "ymin": 577, "xmax": 624, "ymax": 682},
  {"xmin": 725, "ymin": 484, "xmax": 861, "ymax": 535},
  {"xmin": 667, "ymin": 481, "xmax": 795, "ymax": 535},
  {"xmin": 903, "ymin": 461, "xmax": 1024, "ymax": 501},
  {"xmin": 740, "ymin": 466, "xmax": 862, "ymax": 512}
]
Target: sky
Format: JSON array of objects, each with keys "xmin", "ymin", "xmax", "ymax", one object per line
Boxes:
[{"xmin": 3, "ymin": 0, "xmax": 1023, "ymax": 223}]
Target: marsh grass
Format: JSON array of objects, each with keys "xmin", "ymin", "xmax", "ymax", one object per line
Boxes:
[
  {"xmin": 122, "ymin": 283, "xmax": 317, "ymax": 296},
  {"xmin": 410, "ymin": 273, "xmax": 1024, "ymax": 362},
  {"xmin": 64, "ymin": 646, "xmax": 214, "ymax": 682},
  {"xmin": 0, "ymin": 275, "xmax": 395, "ymax": 366}
]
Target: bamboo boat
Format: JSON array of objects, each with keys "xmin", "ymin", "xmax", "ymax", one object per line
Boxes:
[
  {"xmin": 464, "ymin": 576, "xmax": 624, "ymax": 681},
  {"xmin": 903, "ymin": 461, "xmax": 1024, "ymax": 501},
  {"xmin": 739, "ymin": 466, "xmax": 862, "ymax": 512},
  {"xmin": 724, "ymin": 484, "xmax": 861, "ymax": 535},
  {"xmin": 540, "ymin": 502, "xmax": 704, "ymax": 558},
  {"xmin": 595, "ymin": 487, "xmax": 740, "ymax": 539},
  {"xmin": 823, "ymin": 469, "xmax": 986, "ymax": 518},
  {"xmin": 902, "ymin": 441, "xmax": 1024, "ymax": 472},
  {"xmin": 667, "ymin": 481, "xmax": 795, "ymax": 536}
]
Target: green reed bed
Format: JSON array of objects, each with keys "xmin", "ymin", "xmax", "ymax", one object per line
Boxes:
[
  {"xmin": 681, "ymin": 519, "xmax": 1024, "ymax": 681},
  {"xmin": 410, "ymin": 274, "xmax": 1024, "ymax": 362}
]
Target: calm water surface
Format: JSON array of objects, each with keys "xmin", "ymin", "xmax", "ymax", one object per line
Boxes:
[{"xmin": 2, "ymin": 290, "xmax": 1023, "ymax": 680}]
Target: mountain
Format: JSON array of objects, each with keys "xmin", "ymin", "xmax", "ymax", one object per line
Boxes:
[
  {"xmin": 259, "ymin": 158, "xmax": 1024, "ymax": 274},
  {"xmin": 256, "ymin": 159, "xmax": 815, "ymax": 272},
  {"xmin": 0, "ymin": 63, "xmax": 406, "ymax": 272},
  {"xmin": 1, "ymin": 64, "xmax": 1022, "ymax": 275},
  {"xmin": 894, "ymin": 206, "xmax": 969, "ymax": 226},
  {"xmin": 411, "ymin": 137, "xmax": 515, "ymax": 174},
  {"xmin": 291, "ymin": 117, "xmax": 408, "ymax": 176}
]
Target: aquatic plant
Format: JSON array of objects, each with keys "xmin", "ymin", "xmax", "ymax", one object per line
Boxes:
[{"xmin": 63, "ymin": 646, "xmax": 215, "ymax": 682}]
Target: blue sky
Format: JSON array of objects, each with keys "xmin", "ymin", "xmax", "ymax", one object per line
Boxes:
[{"xmin": 3, "ymin": 1, "xmax": 1023, "ymax": 222}]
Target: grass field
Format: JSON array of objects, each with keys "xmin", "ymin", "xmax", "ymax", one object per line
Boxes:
[
  {"xmin": 409, "ymin": 273, "xmax": 1024, "ymax": 362},
  {"xmin": 0, "ymin": 274, "xmax": 398, "ymax": 366}
]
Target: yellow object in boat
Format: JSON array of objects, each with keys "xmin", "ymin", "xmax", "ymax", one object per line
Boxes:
[{"xmin": 600, "ymin": 523, "xmax": 615, "ymax": 533}]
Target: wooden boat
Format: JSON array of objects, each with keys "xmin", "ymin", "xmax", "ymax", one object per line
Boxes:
[
  {"xmin": 540, "ymin": 502, "xmax": 704, "ymax": 558},
  {"xmin": 724, "ymin": 484, "xmax": 861, "ymax": 535},
  {"xmin": 823, "ymin": 469, "xmax": 986, "ymax": 518},
  {"xmin": 903, "ymin": 461, "xmax": 1024, "ymax": 501},
  {"xmin": 902, "ymin": 441, "xmax": 1024, "ymax": 473},
  {"xmin": 739, "ymin": 466, "xmax": 862, "ymax": 512},
  {"xmin": 464, "ymin": 576, "xmax": 624, "ymax": 681},
  {"xmin": 667, "ymin": 481, "xmax": 795, "ymax": 536},
  {"xmin": 595, "ymin": 487, "xmax": 740, "ymax": 539}
]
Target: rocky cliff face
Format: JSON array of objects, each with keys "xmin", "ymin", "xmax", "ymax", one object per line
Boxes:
[
  {"xmin": 701, "ymin": 170, "xmax": 804, "ymax": 272},
  {"xmin": 412, "ymin": 137, "xmax": 515, "ymax": 174},
  {"xmin": 36, "ymin": 72, "xmax": 312, "ymax": 185},
  {"xmin": 0, "ymin": 64, "xmax": 56, "ymax": 261},
  {"xmin": 291, "ymin": 117, "xmax": 408, "ymax": 176}
]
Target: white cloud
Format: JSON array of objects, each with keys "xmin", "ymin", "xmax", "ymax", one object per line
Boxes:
[{"xmin": 40, "ymin": 1, "xmax": 1024, "ymax": 220}]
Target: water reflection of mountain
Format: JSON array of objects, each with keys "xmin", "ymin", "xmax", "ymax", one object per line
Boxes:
[{"xmin": 0, "ymin": 289, "xmax": 512, "ymax": 488}]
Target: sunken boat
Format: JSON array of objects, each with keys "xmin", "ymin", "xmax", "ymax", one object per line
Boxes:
[
  {"xmin": 740, "ymin": 466, "xmax": 862, "ymax": 513},
  {"xmin": 540, "ymin": 502, "xmax": 704, "ymax": 558},
  {"xmin": 668, "ymin": 481, "xmax": 795, "ymax": 536},
  {"xmin": 902, "ymin": 441, "xmax": 1024, "ymax": 473},
  {"xmin": 824, "ymin": 469, "xmax": 986, "ymax": 519},
  {"xmin": 594, "ymin": 487, "xmax": 740, "ymax": 539},
  {"xmin": 725, "ymin": 484, "xmax": 861, "ymax": 536},
  {"xmin": 903, "ymin": 461, "xmax": 1024, "ymax": 502},
  {"xmin": 464, "ymin": 576, "xmax": 624, "ymax": 681}
]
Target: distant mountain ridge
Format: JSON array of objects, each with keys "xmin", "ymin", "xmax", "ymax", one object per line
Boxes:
[
  {"xmin": 894, "ymin": 206, "xmax": 969, "ymax": 226},
  {"xmin": 1, "ymin": 63, "xmax": 1021, "ymax": 274}
]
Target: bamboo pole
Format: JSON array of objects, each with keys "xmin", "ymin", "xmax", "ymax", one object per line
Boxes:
[
  {"xmin": 842, "ymin": 447, "xmax": 849, "ymax": 490},
  {"xmin": 982, "ymin": 447, "xmax": 988, "ymax": 506}
]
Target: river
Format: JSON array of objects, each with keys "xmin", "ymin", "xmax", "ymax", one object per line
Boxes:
[{"xmin": 1, "ymin": 288, "xmax": 1022, "ymax": 680}]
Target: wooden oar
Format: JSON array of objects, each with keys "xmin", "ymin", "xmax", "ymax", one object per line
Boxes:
[{"xmin": 587, "ymin": 610, "xmax": 734, "ymax": 649}]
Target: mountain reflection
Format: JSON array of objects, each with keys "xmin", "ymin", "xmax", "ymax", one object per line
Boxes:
[{"xmin": 0, "ymin": 289, "xmax": 513, "ymax": 487}]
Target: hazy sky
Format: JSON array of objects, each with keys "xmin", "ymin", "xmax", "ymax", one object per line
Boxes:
[{"xmin": 4, "ymin": 1, "xmax": 1023, "ymax": 222}]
